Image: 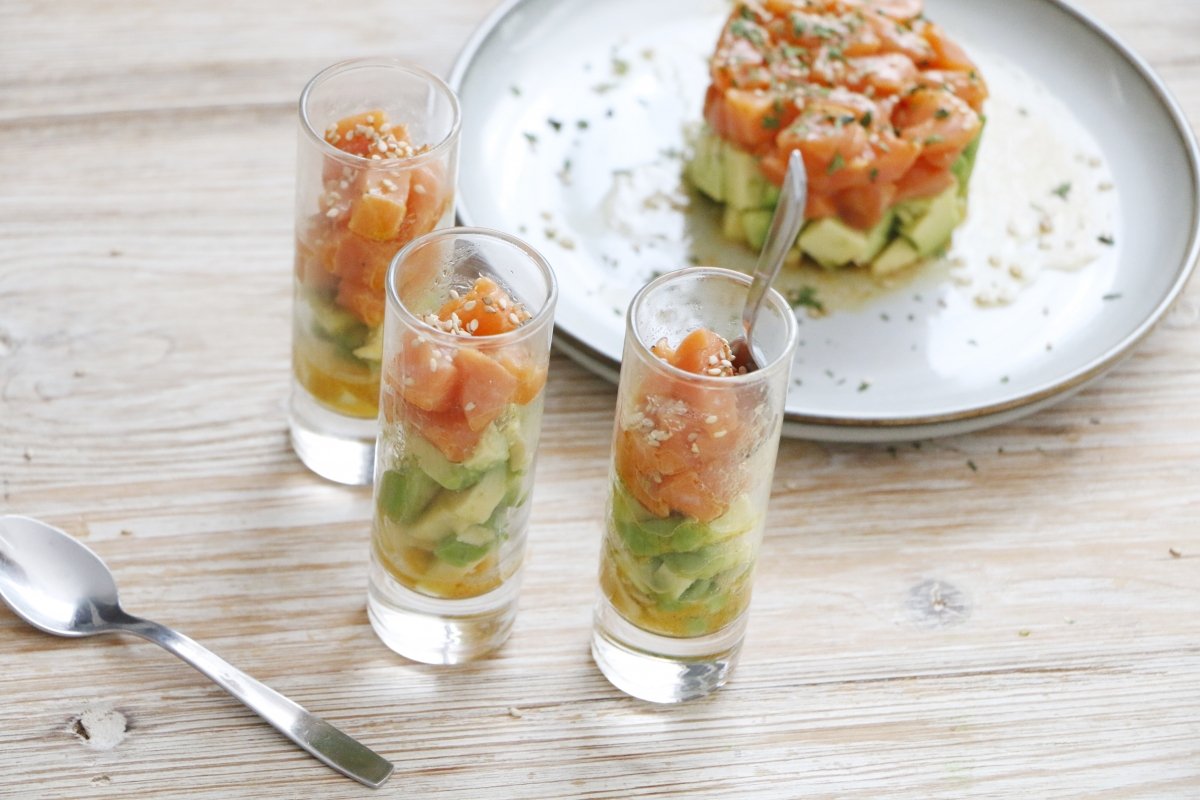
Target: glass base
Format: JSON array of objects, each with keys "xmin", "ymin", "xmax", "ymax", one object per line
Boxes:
[
  {"xmin": 289, "ymin": 382, "xmax": 376, "ymax": 485},
  {"xmin": 591, "ymin": 596, "xmax": 747, "ymax": 703},
  {"xmin": 367, "ymin": 554, "xmax": 521, "ymax": 665}
]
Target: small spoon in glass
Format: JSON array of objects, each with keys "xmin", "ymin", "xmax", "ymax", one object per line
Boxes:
[
  {"xmin": 0, "ymin": 514, "xmax": 394, "ymax": 789},
  {"xmin": 729, "ymin": 149, "xmax": 807, "ymax": 373}
]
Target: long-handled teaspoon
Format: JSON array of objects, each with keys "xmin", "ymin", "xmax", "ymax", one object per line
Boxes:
[
  {"xmin": 730, "ymin": 149, "xmax": 807, "ymax": 373},
  {"xmin": 0, "ymin": 515, "xmax": 394, "ymax": 789}
]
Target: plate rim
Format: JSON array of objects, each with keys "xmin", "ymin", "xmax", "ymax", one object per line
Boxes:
[{"xmin": 448, "ymin": 0, "xmax": 1200, "ymax": 437}]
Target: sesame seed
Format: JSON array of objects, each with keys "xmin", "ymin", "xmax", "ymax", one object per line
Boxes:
[
  {"xmin": 325, "ymin": 207, "xmax": 340, "ymax": 218},
  {"xmin": 482, "ymin": 295, "xmax": 494, "ymax": 306},
  {"xmin": 429, "ymin": 357, "xmax": 438, "ymax": 372},
  {"xmin": 413, "ymin": 184, "xmax": 427, "ymax": 195},
  {"xmin": 403, "ymin": 377, "xmax": 415, "ymax": 386},
  {"xmin": 705, "ymin": 415, "xmax": 718, "ymax": 425},
  {"xmin": 462, "ymin": 300, "xmax": 477, "ymax": 311},
  {"xmin": 468, "ymin": 319, "xmax": 479, "ymax": 332},
  {"xmin": 464, "ymin": 401, "xmax": 477, "ymax": 412},
  {"xmin": 708, "ymin": 355, "xmax": 718, "ymax": 366},
  {"xmin": 498, "ymin": 297, "xmax": 508, "ymax": 310},
  {"xmin": 713, "ymin": 430, "xmax": 727, "ymax": 438},
  {"xmin": 485, "ymin": 306, "xmax": 497, "ymax": 313},
  {"xmin": 508, "ymin": 312, "xmax": 520, "ymax": 326},
  {"xmin": 691, "ymin": 443, "xmax": 700, "ymax": 454},
  {"xmin": 706, "ymin": 368, "xmax": 722, "ymax": 376}
]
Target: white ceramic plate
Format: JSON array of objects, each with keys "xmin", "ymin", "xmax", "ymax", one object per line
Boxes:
[{"xmin": 449, "ymin": 0, "xmax": 1199, "ymax": 441}]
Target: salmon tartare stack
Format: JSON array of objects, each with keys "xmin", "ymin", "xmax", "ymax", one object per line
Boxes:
[{"xmin": 687, "ymin": 0, "xmax": 987, "ymax": 274}]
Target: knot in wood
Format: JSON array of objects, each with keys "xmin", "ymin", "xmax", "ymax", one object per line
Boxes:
[{"xmin": 907, "ymin": 579, "xmax": 969, "ymax": 628}]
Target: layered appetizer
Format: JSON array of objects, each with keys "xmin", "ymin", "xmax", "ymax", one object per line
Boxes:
[
  {"xmin": 687, "ymin": 0, "xmax": 987, "ymax": 274},
  {"xmin": 373, "ymin": 277, "xmax": 548, "ymax": 599}
]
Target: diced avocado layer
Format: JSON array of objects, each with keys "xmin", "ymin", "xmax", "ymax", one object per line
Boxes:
[
  {"xmin": 374, "ymin": 406, "xmax": 538, "ymax": 588},
  {"xmin": 607, "ymin": 479, "xmax": 760, "ymax": 634},
  {"xmin": 687, "ymin": 125, "xmax": 981, "ymax": 273}
]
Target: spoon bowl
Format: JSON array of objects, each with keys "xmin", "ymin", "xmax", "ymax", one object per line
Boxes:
[
  {"xmin": 0, "ymin": 514, "xmax": 394, "ymax": 788},
  {"xmin": 0, "ymin": 515, "xmax": 124, "ymax": 637}
]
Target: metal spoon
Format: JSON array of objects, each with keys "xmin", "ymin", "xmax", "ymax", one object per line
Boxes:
[
  {"xmin": 0, "ymin": 514, "xmax": 394, "ymax": 789},
  {"xmin": 730, "ymin": 150, "xmax": 807, "ymax": 373}
]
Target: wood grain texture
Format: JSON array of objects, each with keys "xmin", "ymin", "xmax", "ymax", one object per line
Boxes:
[{"xmin": 1, "ymin": 1, "xmax": 1198, "ymax": 798}]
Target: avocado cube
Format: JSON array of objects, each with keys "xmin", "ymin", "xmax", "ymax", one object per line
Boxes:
[{"xmin": 377, "ymin": 468, "xmax": 441, "ymax": 525}]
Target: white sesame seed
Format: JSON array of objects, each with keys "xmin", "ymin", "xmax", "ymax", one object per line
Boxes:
[
  {"xmin": 705, "ymin": 415, "xmax": 718, "ymax": 425},
  {"xmin": 462, "ymin": 300, "xmax": 477, "ymax": 311},
  {"xmin": 413, "ymin": 184, "xmax": 427, "ymax": 195},
  {"xmin": 485, "ymin": 306, "xmax": 497, "ymax": 313},
  {"xmin": 706, "ymin": 368, "xmax": 722, "ymax": 376},
  {"xmin": 468, "ymin": 319, "xmax": 479, "ymax": 332},
  {"xmin": 691, "ymin": 443, "xmax": 700, "ymax": 454},
  {"xmin": 713, "ymin": 430, "xmax": 727, "ymax": 438},
  {"xmin": 429, "ymin": 357, "xmax": 438, "ymax": 372},
  {"xmin": 464, "ymin": 402, "xmax": 477, "ymax": 412},
  {"xmin": 403, "ymin": 377, "xmax": 415, "ymax": 386},
  {"xmin": 708, "ymin": 354, "xmax": 718, "ymax": 366},
  {"xmin": 498, "ymin": 297, "xmax": 508, "ymax": 310},
  {"xmin": 325, "ymin": 207, "xmax": 340, "ymax": 218},
  {"xmin": 508, "ymin": 312, "xmax": 520, "ymax": 326}
]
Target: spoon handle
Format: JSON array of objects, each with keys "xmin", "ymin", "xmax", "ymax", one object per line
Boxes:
[
  {"xmin": 742, "ymin": 150, "xmax": 808, "ymax": 334},
  {"xmin": 121, "ymin": 616, "xmax": 393, "ymax": 788}
]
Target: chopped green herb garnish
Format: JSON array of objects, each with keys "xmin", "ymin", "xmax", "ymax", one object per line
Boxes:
[
  {"xmin": 869, "ymin": 167, "xmax": 879, "ymax": 183},
  {"xmin": 924, "ymin": 134, "xmax": 944, "ymax": 145},
  {"xmin": 547, "ymin": 118, "xmax": 563, "ymax": 132},
  {"xmin": 510, "ymin": 85, "xmax": 522, "ymax": 96},
  {"xmin": 967, "ymin": 460, "xmax": 978, "ymax": 472},
  {"xmin": 857, "ymin": 381, "xmax": 871, "ymax": 393},
  {"xmin": 827, "ymin": 152, "xmax": 845, "ymax": 174},
  {"xmin": 859, "ymin": 111, "xmax": 873, "ymax": 127},
  {"xmin": 1102, "ymin": 292, "xmax": 1122, "ymax": 301},
  {"xmin": 1052, "ymin": 182, "xmax": 1072, "ymax": 200},
  {"xmin": 934, "ymin": 108, "xmax": 950, "ymax": 120},
  {"xmin": 612, "ymin": 57, "xmax": 630, "ymax": 76},
  {"xmin": 523, "ymin": 132, "xmax": 538, "ymax": 146},
  {"xmin": 729, "ymin": 19, "xmax": 765, "ymax": 46},
  {"xmin": 762, "ymin": 115, "xmax": 781, "ymax": 130},
  {"xmin": 1098, "ymin": 234, "xmax": 1115, "ymax": 246},
  {"xmin": 788, "ymin": 285, "xmax": 825, "ymax": 313}
]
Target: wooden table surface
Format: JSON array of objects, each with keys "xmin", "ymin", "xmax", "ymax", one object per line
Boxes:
[{"xmin": 2, "ymin": 1, "xmax": 1198, "ymax": 798}]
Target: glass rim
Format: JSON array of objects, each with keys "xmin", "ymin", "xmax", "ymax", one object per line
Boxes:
[
  {"xmin": 298, "ymin": 57, "xmax": 463, "ymax": 171},
  {"xmin": 385, "ymin": 226, "xmax": 559, "ymax": 347},
  {"xmin": 626, "ymin": 267, "xmax": 799, "ymax": 386}
]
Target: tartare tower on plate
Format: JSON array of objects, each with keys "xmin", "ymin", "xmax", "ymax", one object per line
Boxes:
[{"xmin": 687, "ymin": 0, "xmax": 987, "ymax": 275}]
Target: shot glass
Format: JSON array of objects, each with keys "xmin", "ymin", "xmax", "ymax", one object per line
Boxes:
[
  {"xmin": 591, "ymin": 267, "xmax": 798, "ymax": 702},
  {"xmin": 367, "ymin": 228, "xmax": 557, "ymax": 664},
  {"xmin": 290, "ymin": 58, "xmax": 461, "ymax": 485}
]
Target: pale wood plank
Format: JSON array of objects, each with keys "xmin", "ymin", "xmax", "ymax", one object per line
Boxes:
[{"xmin": 1, "ymin": 0, "xmax": 1199, "ymax": 797}]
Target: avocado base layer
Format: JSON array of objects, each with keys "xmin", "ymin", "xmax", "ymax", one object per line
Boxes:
[{"xmin": 685, "ymin": 125, "xmax": 982, "ymax": 275}]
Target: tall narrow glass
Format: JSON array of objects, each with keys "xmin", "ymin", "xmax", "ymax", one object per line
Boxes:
[
  {"xmin": 592, "ymin": 268, "xmax": 798, "ymax": 702},
  {"xmin": 291, "ymin": 58, "xmax": 461, "ymax": 485},
  {"xmin": 368, "ymin": 228, "xmax": 557, "ymax": 664}
]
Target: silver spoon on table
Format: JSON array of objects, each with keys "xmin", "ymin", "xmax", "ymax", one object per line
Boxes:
[
  {"xmin": 729, "ymin": 149, "xmax": 807, "ymax": 373},
  {"xmin": 0, "ymin": 514, "xmax": 394, "ymax": 789}
]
